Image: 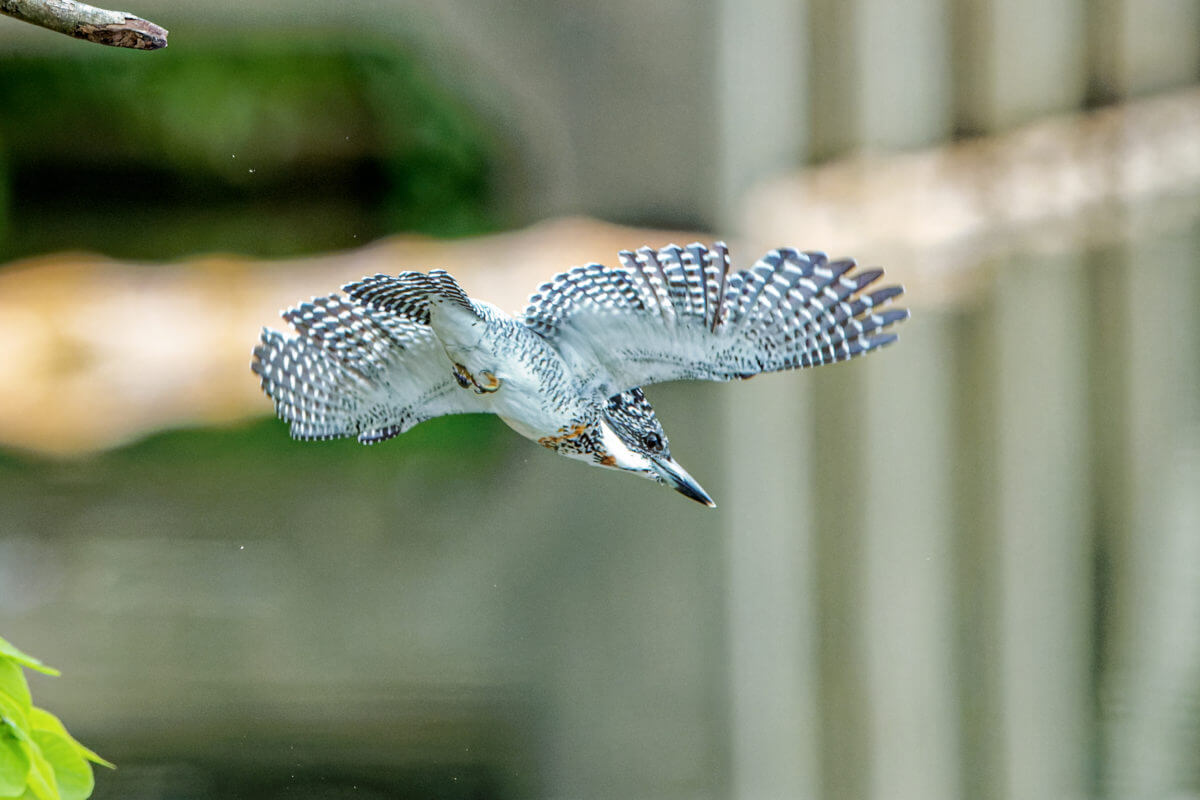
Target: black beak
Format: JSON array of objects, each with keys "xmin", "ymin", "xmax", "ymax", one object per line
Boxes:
[{"xmin": 652, "ymin": 457, "xmax": 716, "ymax": 508}]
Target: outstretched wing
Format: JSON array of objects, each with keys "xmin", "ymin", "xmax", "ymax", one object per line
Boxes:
[
  {"xmin": 251, "ymin": 292, "xmax": 477, "ymax": 444},
  {"xmin": 523, "ymin": 242, "xmax": 909, "ymax": 396}
]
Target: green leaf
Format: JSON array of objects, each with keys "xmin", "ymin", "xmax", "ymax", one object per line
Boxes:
[
  {"xmin": 0, "ymin": 664, "xmax": 30, "ymax": 718},
  {"xmin": 0, "ymin": 733, "xmax": 30, "ymax": 798},
  {"xmin": 30, "ymin": 730, "xmax": 91, "ymax": 800},
  {"xmin": 0, "ymin": 694, "xmax": 30, "ymax": 744},
  {"xmin": 19, "ymin": 744, "xmax": 56, "ymax": 800},
  {"xmin": 28, "ymin": 710, "xmax": 111, "ymax": 771},
  {"xmin": 0, "ymin": 641, "xmax": 59, "ymax": 678}
]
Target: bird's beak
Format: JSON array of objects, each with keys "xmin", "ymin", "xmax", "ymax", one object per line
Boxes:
[{"xmin": 652, "ymin": 457, "xmax": 716, "ymax": 508}]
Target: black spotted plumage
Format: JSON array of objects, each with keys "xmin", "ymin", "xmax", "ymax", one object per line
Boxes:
[
  {"xmin": 251, "ymin": 242, "xmax": 908, "ymax": 505},
  {"xmin": 252, "ymin": 292, "xmax": 474, "ymax": 444}
]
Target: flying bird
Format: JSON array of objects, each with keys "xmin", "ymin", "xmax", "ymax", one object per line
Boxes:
[{"xmin": 251, "ymin": 242, "xmax": 908, "ymax": 506}]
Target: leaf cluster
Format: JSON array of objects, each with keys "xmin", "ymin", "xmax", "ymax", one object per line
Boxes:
[{"xmin": 0, "ymin": 638, "xmax": 112, "ymax": 800}]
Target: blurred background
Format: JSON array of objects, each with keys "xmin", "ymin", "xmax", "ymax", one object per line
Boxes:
[{"xmin": 1, "ymin": 1, "xmax": 1199, "ymax": 799}]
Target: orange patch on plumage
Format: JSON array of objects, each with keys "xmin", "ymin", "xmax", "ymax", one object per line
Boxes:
[{"xmin": 537, "ymin": 422, "xmax": 589, "ymax": 449}]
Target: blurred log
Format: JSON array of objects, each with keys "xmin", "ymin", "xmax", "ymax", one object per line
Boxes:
[
  {"xmin": 5, "ymin": 87, "xmax": 1200, "ymax": 458},
  {"xmin": 0, "ymin": 0, "xmax": 166, "ymax": 49},
  {"xmin": 745, "ymin": 86, "xmax": 1200, "ymax": 308}
]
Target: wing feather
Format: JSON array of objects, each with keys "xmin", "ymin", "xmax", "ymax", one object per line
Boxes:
[
  {"xmin": 252, "ymin": 292, "xmax": 478, "ymax": 444},
  {"xmin": 523, "ymin": 242, "xmax": 908, "ymax": 395}
]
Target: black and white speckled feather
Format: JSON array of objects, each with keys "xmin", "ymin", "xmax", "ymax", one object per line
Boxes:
[
  {"xmin": 251, "ymin": 293, "xmax": 476, "ymax": 444},
  {"xmin": 342, "ymin": 269, "xmax": 474, "ymax": 324}
]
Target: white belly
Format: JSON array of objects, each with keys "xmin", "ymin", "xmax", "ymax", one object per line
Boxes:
[{"xmin": 429, "ymin": 299, "xmax": 584, "ymax": 440}]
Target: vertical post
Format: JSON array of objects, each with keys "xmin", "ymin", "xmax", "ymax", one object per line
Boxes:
[
  {"xmin": 714, "ymin": 0, "xmax": 808, "ymax": 226},
  {"xmin": 809, "ymin": 0, "xmax": 954, "ymax": 158},
  {"xmin": 992, "ymin": 255, "xmax": 1092, "ymax": 800},
  {"xmin": 800, "ymin": 2, "xmax": 956, "ymax": 795},
  {"xmin": 811, "ymin": 364, "xmax": 871, "ymax": 800},
  {"xmin": 723, "ymin": 376, "xmax": 822, "ymax": 800},
  {"xmin": 1089, "ymin": 0, "xmax": 1200, "ymax": 100},
  {"xmin": 860, "ymin": 312, "xmax": 961, "ymax": 800},
  {"xmin": 716, "ymin": 3, "xmax": 818, "ymax": 799},
  {"xmin": 1101, "ymin": 227, "xmax": 1200, "ymax": 797},
  {"xmin": 954, "ymin": 0, "xmax": 1088, "ymax": 132},
  {"xmin": 953, "ymin": 299, "xmax": 1006, "ymax": 800},
  {"xmin": 856, "ymin": 0, "xmax": 953, "ymax": 148}
]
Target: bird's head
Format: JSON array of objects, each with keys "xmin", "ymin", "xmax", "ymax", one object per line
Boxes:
[{"xmin": 596, "ymin": 388, "xmax": 716, "ymax": 508}]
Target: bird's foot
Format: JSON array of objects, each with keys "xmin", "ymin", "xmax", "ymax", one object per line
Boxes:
[
  {"xmin": 452, "ymin": 363, "xmax": 501, "ymax": 394},
  {"xmin": 474, "ymin": 370, "xmax": 501, "ymax": 393}
]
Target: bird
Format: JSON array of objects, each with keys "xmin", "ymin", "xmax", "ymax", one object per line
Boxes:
[{"xmin": 251, "ymin": 242, "xmax": 908, "ymax": 507}]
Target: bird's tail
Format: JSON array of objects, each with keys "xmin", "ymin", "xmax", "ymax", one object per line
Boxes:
[
  {"xmin": 341, "ymin": 269, "xmax": 475, "ymax": 325},
  {"xmin": 251, "ymin": 328, "xmax": 367, "ymax": 441}
]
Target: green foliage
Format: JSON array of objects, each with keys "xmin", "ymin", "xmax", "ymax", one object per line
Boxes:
[
  {"xmin": 0, "ymin": 137, "xmax": 7, "ymax": 254},
  {"xmin": 0, "ymin": 637, "xmax": 111, "ymax": 800},
  {"xmin": 0, "ymin": 34, "xmax": 499, "ymax": 261}
]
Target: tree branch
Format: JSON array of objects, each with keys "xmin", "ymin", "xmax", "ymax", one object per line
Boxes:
[{"xmin": 0, "ymin": 0, "xmax": 167, "ymax": 49}]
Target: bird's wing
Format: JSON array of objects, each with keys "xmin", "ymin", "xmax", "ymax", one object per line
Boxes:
[
  {"xmin": 252, "ymin": 292, "xmax": 478, "ymax": 444},
  {"xmin": 523, "ymin": 242, "xmax": 909, "ymax": 395}
]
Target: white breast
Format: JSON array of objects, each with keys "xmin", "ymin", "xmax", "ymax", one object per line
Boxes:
[{"xmin": 429, "ymin": 300, "xmax": 585, "ymax": 440}]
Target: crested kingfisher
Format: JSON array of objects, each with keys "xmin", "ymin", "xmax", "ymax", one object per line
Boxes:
[{"xmin": 251, "ymin": 242, "xmax": 908, "ymax": 506}]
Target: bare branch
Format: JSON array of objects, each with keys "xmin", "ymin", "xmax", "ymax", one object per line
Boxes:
[{"xmin": 0, "ymin": 0, "xmax": 167, "ymax": 50}]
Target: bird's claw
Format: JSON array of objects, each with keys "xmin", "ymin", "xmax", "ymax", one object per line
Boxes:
[
  {"xmin": 474, "ymin": 371, "xmax": 501, "ymax": 393},
  {"xmin": 452, "ymin": 363, "xmax": 501, "ymax": 394}
]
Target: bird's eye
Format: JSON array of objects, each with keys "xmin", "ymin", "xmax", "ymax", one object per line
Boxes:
[{"xmin": 642, "ymin": 432, "xmax": 663, "ymax": 450}]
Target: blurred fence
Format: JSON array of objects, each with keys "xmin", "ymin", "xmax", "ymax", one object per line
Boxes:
[
  {"xmin": 720, "ymin": 6, "xmax": 1200, "ymax": 794},
  {"xmin": 726, "ymin": 213, "xmax": 1200, "ymax": 800}
]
